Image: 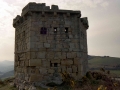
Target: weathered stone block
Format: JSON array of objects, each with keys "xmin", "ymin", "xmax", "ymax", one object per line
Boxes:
[
  {"xmin": 27, "ymin": 42, "xmax": 30, "ymax": 50},
  {"xmin": 30, "ymin": 42, "xmax": 36, "ymax": 48},
  {"xmin": 30, "ymin": 48, "xmax": 38, "ymax": 51},
  {"xmin": 71, "ymin": 52, "xmax": 77, "ymax": 58},
  {"xmin": 71, "ymin": 73, "xmax": 77, "ymax": 79},
  {"xmin": 30, "ymin": 36, "xmax": 39, "ymax": 42},
  {"xmin": 58, "ymin": 67, "xmax": 61, "ymax": 72},
  {"xmin": 77, "ymin": 72, "xmax": 83, "ymax": 79},
  {"xmin": 25, "ymin": 76, "xmax": 29, "ymax": 81},
  {"xmin": 37, "ymin": 52, "xmax": 46, "ymax": 58},
  {"xmin": 44, "ymin": 43, "xmax": 50, "ymax": 48},
  {"xmin": 38, "ymin": 48, "xmax": 46, "ymax": 51},
  {"xmin": 46, "ymin": 52, "xmax": 54, "ymax": 59},
  {"xmin": 48, "ymin": 69, "xmax": 54, "ymax": 74},
  {"xmin": 29, "ymin": 31, "xmax": 35, "ymax": 36},
  {"xmin": 74, "ymin": 42, "xmax": 80, "ymax": 48},
  {"xmin": 51, "ymin": 59, "xmax": 60, "ymax": 63},
  {"xmin": 65, "ymin": 21, "xmax": 71, "ymax": 25},
  {"xmin": 72, "ymin": 48, "xmax": 80, "ymax": 51},
  {"xmin": 61, "ymin": 52, "xmax": 66, "ymax": 59},
  {"xmin": 29, "ymin": 75, "xmax": 43, "ymax": 82},
  {"xmin": 77, "ymin": 52, "xmax": 82, "ymax": 57},
  {"xmin": 61, "ymin": 66, "xmax": 66, "ymax": 72},
  {"xmin": 39, "ymin": 36, "xmax": 47, "ymax": 42},
  {"xmin": 56, "ymin": 44, "xmax": 62, "ymax": 49},
  {"xmin": 61, "ymin": 60, "xmax": 73, "ymax": 65},
  {"xmin": 78, "ymin": 65, "xmax": 82, "ymax": 72},
  {"xmin": 69, "ymin": 34, "xmax": 73, "ymax": 38},
  {"xmin": 73, "ymin": 58, "xmax": 81, "ymax": 65},
  {"xmin": 29, "ymin": 59, "xmax": 42, "ymax": 66},
  {"xmin": 63, "ymin": 43, "xmax": 69, "ymax": 48},
  {"xmin": 61, "ymin": 48, "xmax": 69, "ymax": 51},
  {"xmin": 39, "ymin": 68, "xmax": 47, "ymax": 74},
  {"xmin": 75, "ymin": 34, "xmax": 79, "ymax": 38},
  {"xmin": 67, "ymin": 68, "xmax": 72, "ymax": 73},
  {"xmin": 30, "ymin": 52, "xmax": 36, "ymax": 59},
  {"xmin": 71, "ymin": 39, "xmax": 78, "ymax": 43},
  {"xmin": 42, "ymin": 60, "xmax": 50, "ymax": 67},
  {"xmin": 47, "ymin": 36, "xmax": 54, "ymax": 40},
  {"xmin": 67, "ymin": 52, "xmax": 72, "ymax": 58},
  {"xmin": 72, "ymin": 65, "xmax": 78, "ymax": 73},
  {"xmin": 35, "ymin": 68, "xmax": 40, "ymax": 74},
  {"xmin": 69, "ymin": 43, "xmax": 75, "ymax": 49},
  {"xmin": 56, "ymin": 52, "xmax": 61, "ymax": 58},
  {"xmin": 36, "ymin": 43, "xmax": 43, "ymax": 48}
]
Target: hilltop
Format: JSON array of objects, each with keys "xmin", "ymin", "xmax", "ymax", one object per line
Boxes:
[{"xmin": 88, "ymin": 55, "xmax": 120, "ymax": 77}]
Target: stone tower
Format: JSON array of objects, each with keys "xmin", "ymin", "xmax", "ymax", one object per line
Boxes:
[{"xmin": 13, "ymin": 2, "xmax": 89, "ymax": 87}]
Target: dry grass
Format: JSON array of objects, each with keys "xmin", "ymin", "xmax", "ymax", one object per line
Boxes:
[{"xmin": 0, "ymin": 77, "xmax": 17, "ymax": 90}]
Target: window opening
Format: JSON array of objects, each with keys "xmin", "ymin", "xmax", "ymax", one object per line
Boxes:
[
  {"xmin": 40, "ymin": 27, "xmax": 47, "ymax": 34},
  {"xmin": 50, "ymin": 63, "xmax": 52, "ymax": 67},
  {"xmin": 23, "ymin": 31, "xmax": 25, "ymax": 37},
  {"xmin": 54, "ymin": 63, "xmax": 58, "ymax": 67},
  {"xmin": 65, "ymin": 27, "xmax": 68, "ymax": 33},
  {"xmin": 54, "ymin": 27, "xmax": 57, "ymax": 33}
]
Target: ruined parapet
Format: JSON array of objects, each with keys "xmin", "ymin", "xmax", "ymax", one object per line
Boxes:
[
  {"xmin": 13, "ymin": 2, "xmax": 81, "ymax": 28},
  {"xmin": 13, "ymin": 2, "xmax": 89, "ymax": 89},
  {"xmin": 81, "ymin": 17, "xmax": 89, "ymax": 29}
]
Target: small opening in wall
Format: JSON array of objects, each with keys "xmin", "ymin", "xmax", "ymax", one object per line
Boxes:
[
  {"xmin": 76, "ymin": 72, "xmax": 78, "ymax": 75},
  {"xmin": 65, "ymin": 27, "xmax": 68, "ymax": 33},
  {"xmin": 50, "ymin": 63, "xmax": 52, "ymax": 67},
  {"xmin": 54, "ymin": 63, "xmax": 58, "ymax": 67},
  {"xmin": 40, "ymin": 27, "xmax": 47, "ymax": 34},
  {"xmin": 54, "ymin": 27, "xmax": 57, "ymax": 33}
]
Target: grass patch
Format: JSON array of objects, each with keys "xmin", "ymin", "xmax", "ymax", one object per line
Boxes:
[
  {"xmin": 110, "ymin": 70, "xmax": 120, "ymax": 76},
  {"xmin": 88, "ymin": 57, "xmax": 120, "ymax": 65}
]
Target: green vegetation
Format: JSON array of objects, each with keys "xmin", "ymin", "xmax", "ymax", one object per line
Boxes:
[
  {"xmin": 88, "ymin": 56, "xmax": 120, "ymax": 77},
  {"xmin": 0, "ymin": 77, "xmax": 17, "ymax": 90},
  {"xmin": 88, "ymin": 57, "xmax": 120, "ymax": 65},
  {"xmin": 110, "ymin": 70, "xmax": 120, "ymax": 77}
]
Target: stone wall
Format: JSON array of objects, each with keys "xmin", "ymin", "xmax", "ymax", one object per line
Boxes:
[{"xmin": 13, "ymin": 2, "xmax": 89, "ymax": 89}]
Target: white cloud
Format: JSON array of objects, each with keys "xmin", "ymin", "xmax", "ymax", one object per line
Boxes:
[
  {"xmin": 82, "ymin": 0, "xmax": 96, "ymax": 7},
  {"xmin": 80, "ymin": 0, "xmax": 109, "ymax": 8},
  {"xmin": 100, "ymin": 1, "xmax": 109, "ymax": 8}
]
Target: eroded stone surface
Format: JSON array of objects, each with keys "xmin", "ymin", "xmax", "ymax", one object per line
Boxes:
[{"xmin": 13, "ymin": 2, "xmax": 89, "ymax": 89}]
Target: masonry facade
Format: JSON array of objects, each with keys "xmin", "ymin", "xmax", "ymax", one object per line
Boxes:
[{"xmin": 13, "ymin": 2, "xmax": 89, "ymax": 87}]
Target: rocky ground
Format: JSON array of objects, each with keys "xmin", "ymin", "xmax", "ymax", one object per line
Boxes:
[{"xmin": 0, "ymin": 69, "xmax": 120, "ymax": 90}]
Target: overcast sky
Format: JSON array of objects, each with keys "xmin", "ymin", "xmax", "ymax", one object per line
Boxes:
[{"xmin": 0, "ymin": 0, "xmax": 120, "ymax": 61}]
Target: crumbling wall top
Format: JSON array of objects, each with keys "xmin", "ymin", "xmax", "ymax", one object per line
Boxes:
[
  {"xmin": 21, "ymin": 2, "xmax": 81, "ymax": 16},
  {"xmin": 80, "ymin": 17, "xmax": 89, "ymax": 29},
  {"xmin": 13, "ymin": 2, "xmax": 81, "ymax": 28}
]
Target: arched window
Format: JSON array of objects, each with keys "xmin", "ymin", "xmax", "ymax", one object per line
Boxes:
[{"xmin": 40, "ymin": 27, "xmax": 47, "ymax": 34}]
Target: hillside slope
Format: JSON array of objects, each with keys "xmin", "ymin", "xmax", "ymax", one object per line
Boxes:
[
  {"xmin": 0, "ymin": 60, "xmax": 14, "ymax": 73},
  {"xmin": 88, "ymin": 56, "xmax": 120, "ymax": 65},
  {"xmin": 0, "ymin": 70, "xmax": 14, "ymax": 79}
]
